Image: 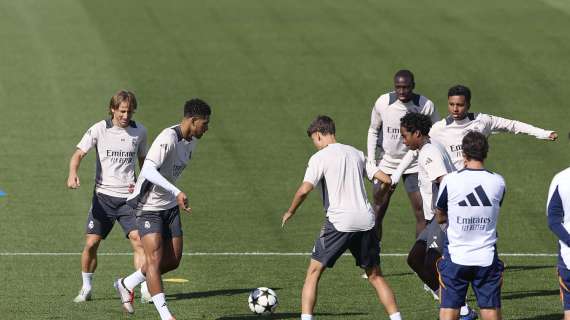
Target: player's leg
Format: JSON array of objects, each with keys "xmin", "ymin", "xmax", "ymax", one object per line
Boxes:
[
  {"xmin": 158, "ymin": 207, "xmax": 184, "ymax": 274},
  {"xmin": 352, "ymin": 226, "xmax": 401, "ymax": 319},
  {"xmin": 559, "ymin": 267, "xmax": 570, "ymax": 320},
  {"xmin": 437, "ymin": 258, "xmax": 469, "ymax": 320},
  {"xmin": 74, "ymin": 234, "xmax": 102, "ymax": 302},
  {"xmin": 75, "ymin": 194, "xmax": 113, "ymax": 303},
  {"xmin": 302, "ymin": 220, "xmax": 345, "ymax": 320},
  {"xmin": 117, "ymin": 201, "xmax": 151, "ymax": 303},
  {"xmin": 372, "ymin": 179, "xmax": 395, "ymax": 241},
  {"xmin": 402, "ymin": 173, "xmax": 424, "ymax": 237},
  {"xmin": 301, "ymin": 259, "xmax": 326, "ymax": 319},
  {"xmin": 478, "ymin": 309, "xmax": 501, "ymax": 320},
  {"xmin": 365, "ymin": 266, "xmax": 400, "ymax": 319},
  {"xmin": 471, "ymin": 259, "xmax": 504, "ymax": 320}
]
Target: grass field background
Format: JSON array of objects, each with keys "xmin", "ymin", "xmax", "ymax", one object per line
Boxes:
[{"xmin": 0, "ymin": 0, "xmax": 569, "ymax": 319}]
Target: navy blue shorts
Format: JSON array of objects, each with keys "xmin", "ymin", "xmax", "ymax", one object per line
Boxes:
[
  {"xmin": 437, "ymin": 257, "xmax": 504, "ymax": 309},
  {"xmin": 311, "ymin": 219, "xmax": 380, "ymax": 269},
  {"xmin": 136, "ymin": 206, "xmax": 183, "ymax": 239},
  {"xmin": 558, "ymin": 267, "xmax": 570, "ymax": 310},
  {"xmin": 85, "ymin": 192, "xmax": 137, "ymax": 239}
]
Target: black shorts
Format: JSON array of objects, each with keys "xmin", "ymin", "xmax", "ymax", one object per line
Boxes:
[
  {"xmin": 416, "ymin": 218, "xmax": 446, "ymax": 253},
  {"xmin": 85, "ymin": 192, "xmax": 137, "ymax": 239},
  {"xmin": 311, "ymin": 219, "xmax": 380, "ymax": 269},
  {"xmin": 136, "ymin": 206, "xmax": 183, "ymax": 239}
]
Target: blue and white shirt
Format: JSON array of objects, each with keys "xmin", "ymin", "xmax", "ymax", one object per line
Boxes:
[
  {"xmin": 547, "ymin": 167, "xmax": 570, "ymax": 269},
  {"xmin": 436, "ymin": 168, "xmax": 506, "ymax": 266}
]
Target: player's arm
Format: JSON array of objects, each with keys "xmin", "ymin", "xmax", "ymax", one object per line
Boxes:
[
  {"xmin": 489, "ymin": 114, "xmax": 557, "ymax": 140},
  {"xmin": 366, "ymin": 102, "xmax": 383, "ymax": 165},
  {"xmin": 547, "ymin": 183, "xmax": 570, "ymax": 246},
  {"xmin": 140, "ymin": 160, "xmax": 190, "ymax": 213},
  {"xmin": 390, "ymin": 150, "xmax": 418, "ymax": 185},
  {"xmin": 435, "ymin": 181, "xmax": 449, "ymax": 224},
  {"xmin": 67, "ymin": 149, "xmax": 87, "ymax": 189},
  {"xmin": 281, "ymin": 182, "xmax": 314, "ymax": 227}
]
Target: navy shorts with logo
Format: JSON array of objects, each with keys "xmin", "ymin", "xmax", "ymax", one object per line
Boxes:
[
  {"xmin": 558, "ymin": 267, "xmax": 570, "ymax": 310},
  {"xmin": 311, "ymin": 219, "xmax": 380, "ymax": 269},
  {"xmin": 85, "ymin": 192, "xmax": 137, "ymax": 239},
  {"xmin": 417, "ymin": 218, "xmax": 446, "ymax": 254},
  {"xmin": 437, "ymin": 256, "xmax": 504, "ymax": 309},
  {"xmin": 136, "ymin": 206, "xmax": 183, "ymax": 239}
]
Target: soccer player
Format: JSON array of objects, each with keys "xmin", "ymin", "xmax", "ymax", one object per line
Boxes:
[
  {"xmin": 282, "ymin": 115, "xmax": 402, "ymax": 320},
  {"xmin": 67, "ymin": 90, "xmax": 150, "ymax": 303},
  {"xmin": 435, "ymin": 131, "xmax": 506, "ymax": 320},
  {"xmin": 546, "ymin": 165, "xmax": 570, "ymax": 320},
  {"xmin": 393, "ymin": 85, "xmax": 558, "ymax": 176},
  {"xmin": 113, "ymin": 99, "xmax": 211, "ymax": 320},
  {"xmin": 367, "ymin": 69, "xmax": 440, "ymax": 239}
]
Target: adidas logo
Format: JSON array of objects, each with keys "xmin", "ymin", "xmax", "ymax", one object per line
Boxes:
[
  {"xmin": 428, "ymin": 241, "xmax": 438, "ymax": 249},
  {"xmin": 459, "ymin": 185, "xmax": 492, "ymax": 207}
]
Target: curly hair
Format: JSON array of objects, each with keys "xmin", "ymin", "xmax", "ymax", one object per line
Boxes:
[
  {"xmin": 400, "ymin": 112, "xmax": 432, "ymax": 136},
  {"xmin": 184, "ymin": 98, "xmax": 211, "ymax": 118}
]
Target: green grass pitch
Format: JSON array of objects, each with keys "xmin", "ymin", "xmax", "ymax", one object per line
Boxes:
[{"xmin": 0, "ymin": 0, "xmax": 569, "ymax": 319}]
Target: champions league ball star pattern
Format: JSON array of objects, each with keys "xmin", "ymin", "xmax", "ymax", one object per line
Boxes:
[{"xmin": 248, "ymin": 287, "xmax": 278, "ymax": 315}]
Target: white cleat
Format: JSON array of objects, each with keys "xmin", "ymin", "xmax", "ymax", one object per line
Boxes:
[
  {"xmin": 140, "ymin": 281, "xmax": 153, "ymax": 304},
  {"xmin": 114, "ymin": 278, "xmax": 135, "ymax": 314},
  {"xmin": 73, "ymin": 288, "xmax": 92, "ymax": 303}
]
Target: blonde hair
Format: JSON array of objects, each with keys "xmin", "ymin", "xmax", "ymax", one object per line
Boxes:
[{"xmin": 108, "ymin": 90, "xmax": 137, "ymax": 116}]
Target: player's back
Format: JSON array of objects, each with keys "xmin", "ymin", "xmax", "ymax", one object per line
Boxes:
[
  {"xmin": 308, "ymin": 143, "xmax": 374, "ymax": 232},
  {"xmin": 437, "ymin": 168, "xmax": 506, "ymax": 266}
]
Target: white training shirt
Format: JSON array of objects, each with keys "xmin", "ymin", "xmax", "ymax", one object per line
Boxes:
[
  {"xmin": 303, "ymin": 143, "xmax": 375, "ymax": 232},
  {"xmin": 430, "ymin": 113, "xmax": 554, "ymax": 169},
  {"xmin": 436, "ymin": 169, "xmax": 506, "ymax": 267},
  {"xmin": 417, "ymin": 140, "xmax": 455, "ymax": 220},
  {"xmin": 127, "ymin": 125, "xmax": 197, "ymax": 211},
  {"xmin": 546, "ymin": 167, "xmax": 570, "ymax": 269},
  {"xmin": 367, "ymin": 92, "xmax": 439, "ymax": 174},
  {"xmin": 76, "ymin": 119, "xmax": 147, "ymax": 198}
]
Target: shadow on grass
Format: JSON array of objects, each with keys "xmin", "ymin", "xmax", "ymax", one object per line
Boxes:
[
  {"xmin": 502, "ymin": 289, "xmax": 559, "ymax": 300},
  {"xmin": 505, "ymin": 265, "xmax": 556, "ymax": 273},
  {"xmin": 516, "ymin": 314, "xmax": 562, "ymax": 320},
  {"xmin": 217, "ymin": 312, "xmax": 367, "ymax": 319},
  {"xmin": 167, "ymin": 288, "xmax": 281, "ymax": 300}
]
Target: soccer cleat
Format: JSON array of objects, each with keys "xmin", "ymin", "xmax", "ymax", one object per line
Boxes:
[
  {"xmin": 114, "ymin": 278, "xmax": 135, "ymax": 314},
  {"xmin": 459, "ymin": 307, "xmax": 478, "ymax": 320},
  {"xmin": 361, "ymin": 272, "xmax": 368, "ymax": 279},
  {"xmin": 73, "ymin": 288, "xmax": 92, "ymax": 303},
  {"xmin": 140, "ymin": 282, "xmax": 153, "ymax": 304}
]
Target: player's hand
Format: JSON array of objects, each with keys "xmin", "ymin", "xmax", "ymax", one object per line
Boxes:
[
  {"xmin": 67, "ymin": 174, "xmax": 80, "ymax": 189},
  {"xmin": 176, "ymin": 192, "xmax": 192, "ymax": 214},
  {"xmin": 366, "ymin": 159, "xmax": 380, "ymax": 181},
  {"xmin": 549, "ymin": 132, "xmax": 558, "ymax": 141},
  {"xmin": 281, "ymin": 211, "xmax": 294, "ymax": 228}
]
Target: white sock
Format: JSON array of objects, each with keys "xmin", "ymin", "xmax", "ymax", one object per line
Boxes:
[
  {"xmin": 123, "ymin": 269, "xmax": 146, "ymax": 291},
  {"xmin": 81, "ymin": 272, "xmax": 93, "ymax": 291},
  {"xmin": 460, "ymin": 303, "xmax": 470, "ymax": 316},
  {"xmin": 301, "ymin": 314, "xmax": 313, "ymax": 320},
  {"xmin": 389, "ymin": 312, "xmax": 402, "ymax": 320},
  {"xmin": 152, "ymin": 293, "xmax": 173, "ymax": 320},
  {"xmin": 141, "ymin": 281, "xmax": 149, "ymax": 294}
]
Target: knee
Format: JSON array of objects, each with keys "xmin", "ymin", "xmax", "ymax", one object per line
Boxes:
[{"xmin": 84, "ymin": 238, "xmax": 101, "ymax": 253}]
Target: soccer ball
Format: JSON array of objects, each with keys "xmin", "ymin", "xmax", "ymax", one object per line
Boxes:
[{"xmin": 248, "ymin": 287, "xmax": 278, "ymax": 315}]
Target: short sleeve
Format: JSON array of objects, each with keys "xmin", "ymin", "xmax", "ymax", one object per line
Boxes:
[
  {"xmin": 422, "ymin": 146, "xmax": 450, "ymax": 182},
  {"xmin": 76, "ymin": 122, "xmax": 101, "ymax": 153},
  {"xmin": 303, "ymin": 154, "xmax": 324, "ymax": 186},
  {"xmin": 145, "ymin": 130, "xmax": 175, "ymax": 169}
]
